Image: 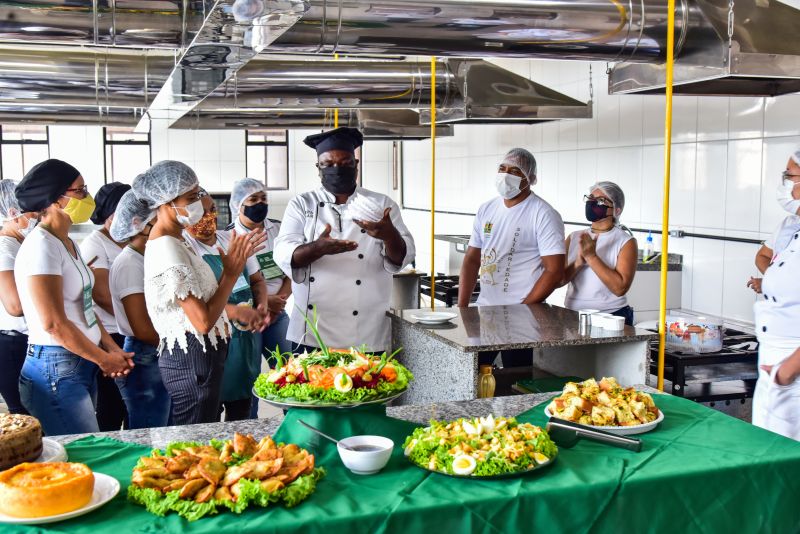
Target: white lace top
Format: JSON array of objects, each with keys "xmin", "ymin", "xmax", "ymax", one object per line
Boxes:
[{"xmin": 143, "ymin": 235, "xmax": 230, "ymax": 353}]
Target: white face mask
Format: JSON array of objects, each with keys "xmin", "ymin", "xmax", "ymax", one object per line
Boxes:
[
  {"xmin": 18, "ymin": 216, "xmax": 37, "ymax": 238},
  {"xmin": 172, "ymin": 200, "xmax": 204, "ymax": 227},
  {"xmin": 777, "ymin": 180, "xmax": 800, "ymax": 215},
  {"xmin": 495, "ymin": 172, "xmax": 526, "ymax": 200}
]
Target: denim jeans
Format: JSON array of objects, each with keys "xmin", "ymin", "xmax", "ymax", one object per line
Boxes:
[
  {"xmin": 115, "ymin": 337, "xmax": 171, "ymax": 429},
  {"xmin": 18, "ymin": 345, "xmax": 100, "ymax": 436},
  {"xmin": 611, "ymin": 305, "xmax": 635, "ymax": 327}
]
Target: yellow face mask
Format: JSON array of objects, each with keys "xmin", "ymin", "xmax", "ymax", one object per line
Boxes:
[{"xmin": 62, "ymin": 194, "xmax": 96, "ymax": 224}]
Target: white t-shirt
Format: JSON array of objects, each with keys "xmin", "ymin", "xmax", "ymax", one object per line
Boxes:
[
  {"xmin": 469, "ymin": 193, "xmax": 565, "ymax": 306},
  {"xmin": 756, "ymin": 227, "xmax": 800, "ymax": 341},
  {"xmin": 15, "ymin": 227, "xmax": 101, "ymax": 346},
  {"xmin": 232, "ymin": 217, "xmax": 286, "ymax": 295},
  {"xmin": 109, "ymin": 245, "xmax": 144, "ymax": 338},
  {"xmin": 144, "ymin": 235, "xmax": 230, "ymax": 353},
  {"xmin": 80, "ymin": 229, "xmax": 124, "ymax": 334},
  {"xmin": 564, "ymin": 226, "xmax": 634, "ymax": 313},
  {"xmin": 765, "ymin": 215, "xmax": 800, "ymax": 264},
  {"xmin": 0, "ymin": 236, "xmax": 26, "ymax": 333}
]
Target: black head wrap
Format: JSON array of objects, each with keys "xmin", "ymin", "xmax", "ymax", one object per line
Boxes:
[{"xmin": 15, "ymin": 159, "xmax": 81, "ymax": 212}]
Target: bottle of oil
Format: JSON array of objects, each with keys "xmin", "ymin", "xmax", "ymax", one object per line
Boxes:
[{"xmin": 478, "ymin": 365, "xmax": 496, "ymax": 398}]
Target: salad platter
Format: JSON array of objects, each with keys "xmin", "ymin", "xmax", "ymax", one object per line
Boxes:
[
  {"xmin": 403, "ymin": 415, "xmax": 558, "ymax": 479},
  {"xmin": 253, "ymin": 307, "xmax": 413, "ymax": 409},
  {"xmin": 545, "ymin": 377, "xmax": 663, "ymax": 436},
  {"xmin": 127, "ymin": 433, "xmax": 325, "ymax": 521}
]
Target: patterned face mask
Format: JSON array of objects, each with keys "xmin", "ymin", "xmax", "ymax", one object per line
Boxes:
[{"xmin": 187, "ymin": 210, "xmax": 217, "ymax": 240}]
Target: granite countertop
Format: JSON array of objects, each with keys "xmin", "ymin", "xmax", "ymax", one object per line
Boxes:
[
  {"xmin": 49, "ymin": 387, "xmax": 660, "ymax": 448},
  {"xmin": 390, "ymin": 303, "xmax": 658, "ymax": 352},
  {"xmin": 433, "ymin": 235, "xmax": 682, "ymax": 271}
]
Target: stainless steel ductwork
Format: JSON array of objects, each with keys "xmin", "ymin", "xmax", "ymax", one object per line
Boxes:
[
  {"xmin": 0, "ymin": 0, "xmax": 691, "ymax": 62},
  {"xmin": 609, "ymin": 0, "xmax": 800, "ymax": 96},
  {"xmin": 0, "ymin": 105, "xmax": 142, "ymax": 126}
]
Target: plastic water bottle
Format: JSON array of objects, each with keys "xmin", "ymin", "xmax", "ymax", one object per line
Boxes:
[{"xmin": 643, "ymin": 232, "xmax": 655, "ymax": 263}]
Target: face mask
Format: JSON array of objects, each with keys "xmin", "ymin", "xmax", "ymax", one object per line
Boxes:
[
  {"xmin": 187, "ymin": 210, "xmax": 217, "ymax": 240},
  {"xmin": 320, "ymin": 166, "xmax": 358, "ymax": 195},
  {"xmin": 172, "ymin": 199, "xmax": 204, "ymax": 228},
  {"xmin": 777, "ymin": 181, "xmax": 800, "ymax": 215},
  {"xmin": 61, "ymin": 194, "xmax": 96, "ymax": 224},
  {"xmin": 585, "ymin": 200, "xmax": 610, "ymax": 222},
  {"xmin": 495, "ymin": 172, "xmax": 526, "ymax": 200},
  {"xmin": 243, "ymin": 202, "xmax": 269, "ymax": 223},
  {"xmin": 18, "ymin": 217, "xmax": 37, "ymax": 238}
]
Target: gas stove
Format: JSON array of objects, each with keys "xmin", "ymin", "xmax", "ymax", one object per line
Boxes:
[
  {"xmin": 419, "ymin": 275, "xmax": 479, "ymax": 307},
  {"xmin": 649, "ymin": 327, "xmax": 759, "ymax": 403}
]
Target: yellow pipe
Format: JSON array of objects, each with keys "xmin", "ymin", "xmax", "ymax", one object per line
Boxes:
[
  {"xmin": 430, "ymin": 56, "xmax": 437, "ymax": 310},
  {"xmin": 334, "ymin": 53, "xmax": 339, "ymax": 128},
  {"xmin": 657, "ymin": 1, "xmax": 676, "ymax": 392}
]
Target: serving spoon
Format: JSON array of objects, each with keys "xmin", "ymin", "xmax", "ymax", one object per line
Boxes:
[{"xmin": 298, "ymin": 419, "xmax": 354, "ymax": 451}]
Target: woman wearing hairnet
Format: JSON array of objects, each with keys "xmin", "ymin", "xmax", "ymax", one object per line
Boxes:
[
  {"xmin": 108, "ymin": 190, "xmax": 171, "ymax": 429},
  {"xmin": 0, "ymin": 179, "xmax": 38, "ymax": 414},
  {"xmin": 132, "ymin": 161, "xmax": 265, "ymax": 425},
  {"xmin": 14, "ymin": 160, "xmax": 134, "ymax": 435},
  {"xmin": 185, "ymin": 189, "xmax": 269, "ymax": 421},
  {"xmin": 81, "ymin": 181, "xmax": 131, "ymax": 431},
  {"xmin": 562, "ymin": 181, "xmax": 638, "ymax": 325},
  {"xmin": 228, "ymin": 179, "xmax": 292, "ymax": 385}
]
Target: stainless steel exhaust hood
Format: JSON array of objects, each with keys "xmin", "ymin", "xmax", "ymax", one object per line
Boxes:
[{"xmin": 609, "ymin": 0, "xmax": 800, "ymax": 96}]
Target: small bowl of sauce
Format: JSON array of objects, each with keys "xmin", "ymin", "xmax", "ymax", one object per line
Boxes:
[{"xmin": 337, "ymin": 435, "xmax": 394, "ymax": 475}]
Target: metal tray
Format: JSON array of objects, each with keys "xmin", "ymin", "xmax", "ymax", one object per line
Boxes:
[
  {"xmin": 408, "ymin": 454, "xmax": 556, "ymax": 479},
  {"xmin": 252, "ymin": 387, "xmax": 407, "ymax": 410}
]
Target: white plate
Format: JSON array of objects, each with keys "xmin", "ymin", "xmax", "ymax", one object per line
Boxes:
[
  {"xmin": 409, "ymin": 311, "xmax": 458, "ymax": 325},
  {"xmin": 35, "ymin": 438, "xmax": 68, "ymax": 463},
  {"xmin": 544, "ymin": 406, "xmax": 665, "ymax": 435},
  {"xmin": 0, "ymin": 472, "xmax": 120, "ymax": 525}
]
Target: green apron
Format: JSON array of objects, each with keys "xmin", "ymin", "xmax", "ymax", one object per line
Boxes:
[{"xmin": 200, "ymin": 253, "xmax": 261, "ymax": 403}]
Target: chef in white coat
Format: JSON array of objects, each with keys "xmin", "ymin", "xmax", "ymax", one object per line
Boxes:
[
  {"xmin": 274, "ymin": 127, "xmax": 415, "ymax": 352},
  {"xmin": 752, "ymin": 154, "xmax": 800, "ymax": 440}
]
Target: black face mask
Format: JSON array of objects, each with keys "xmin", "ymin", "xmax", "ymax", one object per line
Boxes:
[
  {"xmin": 320, "ymin": 166, "xmax": 357, "ymax": 195},
  {"xmin": 585, "ymin": 200, "xmax": 610, "ymax": 222},
  {"xmin": 243, "ymin": 202, "xmax": 269, "ymax": 223}
]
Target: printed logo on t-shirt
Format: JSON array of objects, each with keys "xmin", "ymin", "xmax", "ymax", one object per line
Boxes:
[
  {"xmin": 483, "ymin": 222, "xmax": 493, "ymax": 235},
  {"xmin": 501, "ymin": 227, "xmax": 521, "ymax": 293},
  {"xmin": 479, "ymin": 248, "xmax": 498, "ymax": 286}
]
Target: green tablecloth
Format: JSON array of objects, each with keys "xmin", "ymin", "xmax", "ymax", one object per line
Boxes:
[{"xmin": 9, "ymin": 395, "xmax": 800, "ymax": 534}]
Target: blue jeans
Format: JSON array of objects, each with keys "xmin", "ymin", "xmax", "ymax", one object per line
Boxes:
[
  {"xmin": 115, "ymin": 337, "xmax": 171, "ymax": 429},
  {"xmin": 19, "ymin": 345, "xmax": 100, "ymax": 436},
  {"xmin": 611, "ymin": 305, "xmax": 635, "ymax": 327},
  {"xmin": 250, "ymin": 311, "xmax": 291, "ymax": 418}
]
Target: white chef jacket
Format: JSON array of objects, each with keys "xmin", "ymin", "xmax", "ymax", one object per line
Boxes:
[
  {"xmin": 753, "ymin": 227, "xmax": 800, "ymax": 439},
  {"xmin": 274, "ymin": 187, "xmax": 415, "ymax": 352}
]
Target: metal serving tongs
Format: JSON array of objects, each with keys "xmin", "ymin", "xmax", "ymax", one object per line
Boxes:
[{"xmin": 546, "ymin": 418, "xmax": 642, "ymax": 452}]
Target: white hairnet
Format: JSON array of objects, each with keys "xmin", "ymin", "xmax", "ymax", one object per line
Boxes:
[
  {"xmin": 131, "ymin": 160, "xmax": 199, "ymax": 209},
  {"xmin": 110, "ymin": 189, "xmax": 156, "ymax": 242},
  {"xmin": 0, "ymin": 179, "xmax": 22, "ymax": 220},
  {"xmin": 791, "ymin": 148, "xmax": 800, "ymax": 166},
  {"xmin": 229, "ymin": 177, "xmax": 267, "ymax": 214},
  {"xmin": 591, "ymin": 181, "xmax": 625, "ymax": 219},
  {"xmin": 501, "ymin": 148, "xmax": 538, "ymax": 184}
]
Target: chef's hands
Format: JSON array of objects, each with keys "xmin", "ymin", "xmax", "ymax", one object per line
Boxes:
[
  {"xmin": 353, "ymin": 208, "xmax": 400, "ymax": 242},
  {"xmin": 101, "ymin": 346, "xmax": 135, "ymax": 378},
  {"xmin": 313, "ymin": 224, "xmax": 359, "ymax": 257},
  {"xmin": 760, "ymin": 363, "xmax": 799, "ymax": 386},
  {"xmin": 747, "ymin": 277, "xmax": 763, "ymax": 294},
  {"xmin": 221, "ymin": 230, "xmax": 266, "ymax": 276}
]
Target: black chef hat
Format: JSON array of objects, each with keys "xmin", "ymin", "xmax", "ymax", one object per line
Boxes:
[
  {"xmin": 303, "ymin": 127, "xmax": 364, "ymax": 156},
  {"xmin": 15, "ymin": 159, "xmax": 81, "ymax": 212},
  {"xmin": 90, "ymin": 181, "xmax": 132, "ymax": 224}
]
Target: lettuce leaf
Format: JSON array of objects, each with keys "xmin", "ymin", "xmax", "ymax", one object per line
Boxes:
[{"xmin": 127, "ymin": 468, "xmax": 326, "ymax": 522}]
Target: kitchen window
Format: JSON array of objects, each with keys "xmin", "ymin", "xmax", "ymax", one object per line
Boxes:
[
  {"xmin": 0, "ymin": 125, "xmax": 50, "ymax": 180},
  {"xmin": 245, "ymin": 129, "xmax": 289, "ymax": 190},
  {"xmin": 103, "ymin": 127, "xmax": 152, "ymax": 184}
]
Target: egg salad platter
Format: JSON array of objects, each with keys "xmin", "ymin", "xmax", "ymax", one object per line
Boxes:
[
  {"xmin": 253, "ymin": 307, "xmax": 413, "ymax": 409},
  {"xmin": 402, "ymin": 416, "xmax": 558, "ymax": 479},
  {"xmin": 544, "ymin": 377, "xmax": 663, "ymax": 436}
]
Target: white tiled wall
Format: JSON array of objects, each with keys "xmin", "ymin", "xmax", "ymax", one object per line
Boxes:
[{"xmin": 401, "ymin": 59, "xmax": 800, "ymax": 325}]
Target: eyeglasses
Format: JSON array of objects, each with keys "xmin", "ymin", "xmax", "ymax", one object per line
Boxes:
[
  {"xmin": 64, "ymin": 185, "xmax": 89, "ymax": 198},
  {"xmin": 584, "ymin": 194, "xmax": 613, "ymax": 207},
  {"xmin": 781, "ymin": 171, "xmax": 800, "ymax": 185}
]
